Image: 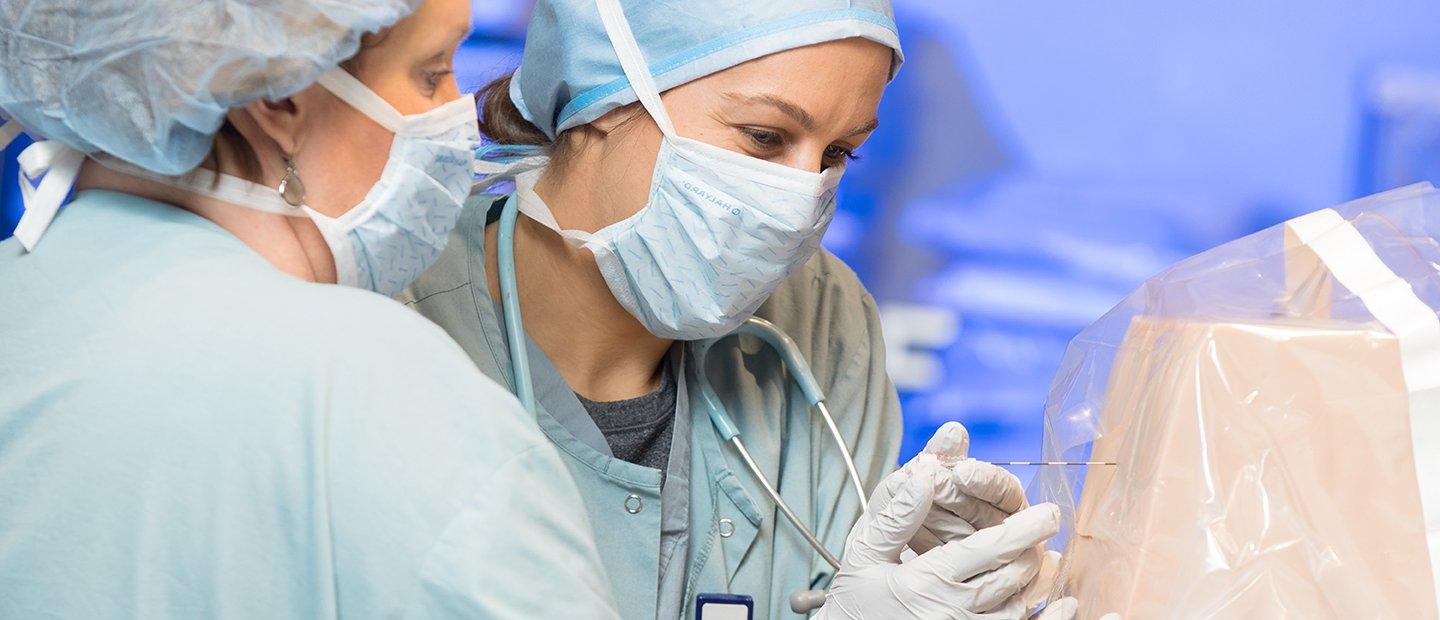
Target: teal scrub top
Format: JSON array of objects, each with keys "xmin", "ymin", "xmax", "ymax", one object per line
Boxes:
[
  {"xmin": 0, "ymin": 190, "xmax": 620, "ymax": 618},
  {"xmin": 401, "ymin": 194, "xmax": 904, "ymax": 619}
]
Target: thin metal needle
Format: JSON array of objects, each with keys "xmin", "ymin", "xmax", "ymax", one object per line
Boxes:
[{"xmin": 990, "ymin": 461, "xmax": 1117, "ymax": 466}]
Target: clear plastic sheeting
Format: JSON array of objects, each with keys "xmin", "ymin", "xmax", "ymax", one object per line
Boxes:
[{"xmin": 1034, "ymin": 183, "xmax": 1440, "ymax": 619}]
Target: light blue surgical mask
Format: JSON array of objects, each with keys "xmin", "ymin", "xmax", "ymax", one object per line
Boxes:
[
  {"xmin": 303, "ymin": 69, "xmax": 481, "ymax": 296},
  {"xmin": 105, "ymin": 68, "xmax": 481, "ymax": 297},
  {"xmin": 502, "ymin": 0, "xmax": 843, "ymax": 340}
]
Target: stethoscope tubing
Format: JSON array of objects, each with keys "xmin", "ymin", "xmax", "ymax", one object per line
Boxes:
[{"xmin": 497, "ymin": 195, "xmax": 536, "ymax": 414}]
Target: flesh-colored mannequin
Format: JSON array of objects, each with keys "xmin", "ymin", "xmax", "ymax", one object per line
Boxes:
[{"xmin": 1065, "ymin": 315, "xmax": 1437, "ymax": 619}]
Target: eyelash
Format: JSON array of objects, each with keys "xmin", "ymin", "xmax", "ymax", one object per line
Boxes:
[
  {"xmin": 741, "ymin": 127, "xmax": 783, "ymax": 149},
  {"xmin": 740, "ymin": 127, "xmax": 861, "ymax": 163},
  {"xmin": 825, "ymin": 144, "xmax": 861, "ymax": 162},
  {"xmin": 424, "ymin": 69, "xmax": 453, "ymax": 90}
]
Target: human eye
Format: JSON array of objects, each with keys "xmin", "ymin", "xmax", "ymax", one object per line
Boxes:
[
  {"xmin": 739, "ymin": 127, "xmax": 785, "ymax": 152},
  {"xmin": 823, "ymin": 143, "xmax": 860, "ymax": 168}
]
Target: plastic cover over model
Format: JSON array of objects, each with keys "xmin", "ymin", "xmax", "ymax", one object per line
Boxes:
[{"xmin": 1035, "ymin": 183, "xmax": 1440, "ymax": 618}]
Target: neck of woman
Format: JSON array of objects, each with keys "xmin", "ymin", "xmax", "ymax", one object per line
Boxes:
[
  {"xmin": 73, "ymin": 160, "xmax": 336, "ymax": 283},
  {"xmin": 485, "ymin": 184, "xmax": 672, "ymax": 403}
]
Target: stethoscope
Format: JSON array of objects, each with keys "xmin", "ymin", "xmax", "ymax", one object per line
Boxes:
[{"xmin": 495, "ymin": 195, "xmax": 866, "ymax": 611}]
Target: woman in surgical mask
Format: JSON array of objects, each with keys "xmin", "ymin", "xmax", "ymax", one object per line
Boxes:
[
  {"xmin": 0, "ymin": 0, "xmax": 617, "ymax": 616},
  {"xmin": 405, "ymin": 1, "xmax": 1072, "ymax": 619}
]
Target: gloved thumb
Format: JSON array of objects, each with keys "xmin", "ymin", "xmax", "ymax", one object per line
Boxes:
[
  {"xmin": 921, "ymin": 421, "xmax": 969, "ymax": 466},
  {"xmin": 842, "ymin": 467, "xmax": 934, "ymax": 568}
]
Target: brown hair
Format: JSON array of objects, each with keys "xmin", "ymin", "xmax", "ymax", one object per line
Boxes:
[
  {"xmin": 477, "ymin": 71, "xmax": 646, "ymax": 174},
  {"xmin": 203, "ymin": 119, "xmax": 263, "ymax": 182},
  {"xmin": 478, "ymin": 72, "xmax": 550, "ymax": 147}
]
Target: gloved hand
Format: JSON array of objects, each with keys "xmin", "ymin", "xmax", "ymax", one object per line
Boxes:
[
  {"xmin": 872, "ymin": 422, "xmax": 1030, "ymax": 554},
  {"xmin": 814, "ymin": 464, "xmax": 1064, "ymax": 619}
]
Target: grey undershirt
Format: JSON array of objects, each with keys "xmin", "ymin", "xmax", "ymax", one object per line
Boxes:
[{"xmin": 576, "ymin": 365, "xmax": 677, "ymax": 472}]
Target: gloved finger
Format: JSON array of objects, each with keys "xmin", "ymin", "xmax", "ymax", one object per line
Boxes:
[
  {"xmin": 1033, "ymin": 597, "xmax": 1078, "ymax": 620},
  {"xmin": 1017, "ymin": 549, "xmax": 1063, "ymax": 611},
  {"xmin": 860, "ymin": 463, "xmax": 909, "ymax": 511},
  {"xmin": 899, "ymin": 460, "xmax": 980, "ymax": 554},
  {"xmin": 924, "ymin": 461, "xmax": 1026, "ymax": 535},
  {"xmin": 949, "ymin": 459, "xmax": 1029, "ymax": 514},
  {"xmin": 907, "ymin": 503, "xmax": 1061, "ymax": 583},
  {"xmin": 966, "ymin": 546, "xmax": 1041, "ymax": 613},
  {"xmin": 909, "ymin": 507, "xmax": 978, "ymax": 555},
  {"xmin": 921, "ymin": 421, "xmax": 969, "ymax": 465},
  {"xmin": 929, "ymin": 490, "xmax": 1014, "ymax": 532},
  {"xmin": 909, "ymin": 525, "xmax": 945, "ymax": 556},
  {"xmin": 842, "ymin": 467, "xmax": 934, "ymax": 568},
  {"xmin": 869, "ymin": 423, "xmax": 972, "ymax": 511}
]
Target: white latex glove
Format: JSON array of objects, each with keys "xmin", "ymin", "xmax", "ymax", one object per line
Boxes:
[
  {"xmin": 815, "ymin": 465, "xmax": 1064, "ymax": 619},
  {"xmin": 873, "ymin": 422, "xmax": 1030, "ymax": 554}
]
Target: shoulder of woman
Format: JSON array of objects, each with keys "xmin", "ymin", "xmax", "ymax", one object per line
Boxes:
[{"xmin": 285, "ymin": 283, "xmax": 547, "ymax": 445}]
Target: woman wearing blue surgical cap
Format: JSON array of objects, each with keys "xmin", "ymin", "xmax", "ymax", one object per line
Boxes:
[
  {"xmin": 406, "ymin": 1, "xmax": 1072, "ymax": 618},
  {"xmin": 0, "ymin": 0, "xmax": 618, "ymax": 617}
]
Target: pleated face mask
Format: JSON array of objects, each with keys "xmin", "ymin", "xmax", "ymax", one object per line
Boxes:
[
  {"xmin": 306, "ymin": 69, "xmax": 481, "ymax": 296},
  {"xmin": 514, "ymin": 0, "xmax": 843, "ymax": 340}
]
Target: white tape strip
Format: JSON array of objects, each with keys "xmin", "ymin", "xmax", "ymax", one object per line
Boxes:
[
  {"xmin": 1286, "ymin": 208, "xmax": 1440, "ymax": 602},
  {"xmin": 315, "ymin": 68, "xmax": 406, "ymax": 133},
  {"xmin": 13, "ymin": 140, "xmax": 85, "ymax": 251},
  {"xmin": 594, "ymin": 0, "xmax": 677, "ymax": 137}
]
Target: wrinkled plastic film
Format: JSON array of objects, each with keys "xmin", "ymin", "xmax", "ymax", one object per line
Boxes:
[{"xmin": 1034, "ymin": 183, "xmax": 1440, "ymax": 619}]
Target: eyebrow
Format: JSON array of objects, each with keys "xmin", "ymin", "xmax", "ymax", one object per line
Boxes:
[
  {"xmin": 725, "ymin": 92, "xmax": 817, "ymax": 131},
  {"xmin": 443, "ymin": 23, "xmax": 473, "ymax": 50},
  {"xmin": 724, "ymin": 92, "xmax": 879, "ymax": 137},
  {"xmin": 845, "ymin": 117, "xmax": 880, "ymax": 137},
  {"xmin": 420, "ymin": 24, "xmax": 472, "ymax": 64}
]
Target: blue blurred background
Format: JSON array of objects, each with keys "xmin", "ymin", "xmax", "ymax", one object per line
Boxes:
[{"xmin": 7, "ymin": 1, "xmax": 1440, "ymax": 480}]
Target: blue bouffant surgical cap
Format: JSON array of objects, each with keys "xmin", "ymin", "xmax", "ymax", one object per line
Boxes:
[
  {"xmin": 0, "ymin": 0, "xmax": 421, "ymax": 175},
  {"xmin": 510, "ymin": 0, "xmax": 904, "ymax": 140}
]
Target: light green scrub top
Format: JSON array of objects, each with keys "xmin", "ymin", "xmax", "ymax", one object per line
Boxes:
[
  {"xmin": 401, "ymin": 194, "xmax": 903, "ymax": 619},
  {"xmin": 0, "ymin": 190, "xmax": 619, "ymax": 618}
]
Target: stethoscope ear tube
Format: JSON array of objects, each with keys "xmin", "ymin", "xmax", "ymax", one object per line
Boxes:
[
  {"xmin": 498, "ymin": 196, "xmax": 537, "ymax": 414},
  {"xmin": 699, "ymin": 318, "xmax": 869, "ymax": 511},
  {"xmin": 728, "ymin": 317, "xmax": 825, "ymax": 405},
  {"xmin": 729, "ymin": 435, "xmax": 842, "ymax": 570}
]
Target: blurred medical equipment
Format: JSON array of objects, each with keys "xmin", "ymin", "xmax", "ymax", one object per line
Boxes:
[{"xmin": 1036, "ymin": 183, "xmax": 1440, "ymax": 619}]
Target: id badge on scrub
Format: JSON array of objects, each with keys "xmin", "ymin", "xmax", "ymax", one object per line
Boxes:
[{"xmin": 695, "ymin": 593, "xmax": 753, "ymax": 620}]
